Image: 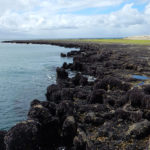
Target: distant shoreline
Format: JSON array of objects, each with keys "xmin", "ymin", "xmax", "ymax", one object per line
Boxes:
[
  {"xmin": 124, "ymin": 35, "xmax": 150, "ymax": 40},
  {"xmin": 3, "ymin": 38, "xmax": 150, "ymax": 45}
]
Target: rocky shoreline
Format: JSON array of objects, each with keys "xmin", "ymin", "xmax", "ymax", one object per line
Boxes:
[{"xmin": 1, "ymin": 40, "xmax": 150, "ymax": 149}]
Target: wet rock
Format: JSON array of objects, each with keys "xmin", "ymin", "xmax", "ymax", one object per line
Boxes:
[
  {"xmin": 57, "ymin": 67, "xmax": 68, "ymax": 80},
  {"xmin": 71, "ymin": 61, "xmax": 83, "ymax": 71},
  {"xmin": 0, "ymin": 130, "xmax": 7, "ymax": 150},
  {"xmin": 46, "ymin": 84, "xmax": 61, "ymax": 103},
  {"xmin": 62, "ymin": 62, "xmax": 68, "ymax": 69},
  {"xmin": 61, "ymin": 53, "xmax": 67, "ymax": 57},
  {"xmin": 5, "ymin": 120, "xmax": 40, "ymax": 150},
  {"xmin": 71, "ymin": 73, "xmax": 88, "ymax": 86},
  {"xmin": 88, "ymin": 89, "xmax": 105, "ymax": 104},
  {"xmin": 30, "ymin": 99, "xmax": 41, "ymax": 107},
  {"xmin": 62, "ymin": 116, "xmax": 77, "ymax": 146},
  {"xmin": 67, "ymin": 50, "xmax": 79, "ymax": 57}
]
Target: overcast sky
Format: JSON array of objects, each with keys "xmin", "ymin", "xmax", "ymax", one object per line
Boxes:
[{"xmin": 0, "ymin": 0, "xmax": 150, "ymax": 39}]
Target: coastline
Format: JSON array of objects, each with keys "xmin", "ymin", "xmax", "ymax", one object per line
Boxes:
[{"xmin": 1, "ymin": 40, "xmax": 150, "ymax": 149}]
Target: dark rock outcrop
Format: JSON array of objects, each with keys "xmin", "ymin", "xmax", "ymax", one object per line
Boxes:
[{"xmin": 0, "ymin": 131, "xmax": 7, "ymax": 150}]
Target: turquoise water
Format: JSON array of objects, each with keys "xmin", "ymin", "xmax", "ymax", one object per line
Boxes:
[{"xmin": 0, "ymin": 42, "xmax": 75, "ymax": 130}]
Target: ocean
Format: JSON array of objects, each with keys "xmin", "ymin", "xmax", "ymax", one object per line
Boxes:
[{"xmin": 0, "ymin": 42, "xmax": 75, "ymax": 130}]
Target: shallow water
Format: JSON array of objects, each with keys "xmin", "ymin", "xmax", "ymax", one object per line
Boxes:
[
  {"xmin": 0, "ymin": 42, "xmax": 76, "ymax": 130},
  {"xmin": 132, "ymin": 75, "xmax": 150, "ymax": 80},
  {"xmin": 132, "ymin": 75, "xmax": 150, "ymax": 86}
]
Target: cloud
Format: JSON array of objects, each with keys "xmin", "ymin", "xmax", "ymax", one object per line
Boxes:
[{"xmin": 0, "ymin": 0, "xmax": 150, "ymax": 38}]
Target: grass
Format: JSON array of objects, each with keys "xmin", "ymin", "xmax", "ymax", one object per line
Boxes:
[{"xmin": 75, "ymin": 39, "xmax": 150, "ymax": 45}]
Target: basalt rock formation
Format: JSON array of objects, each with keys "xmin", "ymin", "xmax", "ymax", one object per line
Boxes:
[{"xmin": 1, "ymin": 40, "xmax": 150, "ymax": 150}]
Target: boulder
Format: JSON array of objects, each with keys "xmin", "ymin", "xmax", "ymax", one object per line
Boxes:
[
  {"xmin": 46, "ymin": 84, "xmax": 61, "ymax": 103},
  {"xmin": 56, "ymin": 67, "xmax": 68, "ymax": 79},
  {"xmin": 28, "ymin": 103, "xmax": 61, "ymax": 148},
  {"xmin": 56, "ymin": 101, "xmax": 74, "ymax": 123},
  {"xmin": 56, "ymin": 67, "xmax": 68, "ymax": 80},
  {"xmin": 62, "ymin": 116, "xmax": 77, "ymax": 146},
  {"xmin": 28, "ymin": 103, "xmax": 52, "ymax": 125},
  {"xmin": 5, "ymin": 120, "xmax": 40, "ymax": 150},
  {"xmin": 60, "ymin": 53, "xmax": 67, "ymax": 57}
]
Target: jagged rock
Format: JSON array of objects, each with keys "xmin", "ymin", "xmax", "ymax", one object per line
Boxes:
[
  {"xmin": 28, "ymin": 103, "xmax": 52, "ymax": 124},
  {"xmin": 143, "ymin": 84, "xmax": 150, "ymax": 95},
  {"xmin": 88, "ymin": 89, "xmax": 105, "ymax": 104},
  {"xmin": 62, "ymin": 62, "xmax": 68, "ymax": 69},
  {"xmin": 129, "ymin": 89, "xmax": 144, "ymax": 108},
  {"xmin": 114, "ymin": 109, "xmax": 129, "ymax": 120},
  {"xmin": 30, "ymin": 99, "xmax": 41, "ymax": 107},
  {"xmin": 75, "ymin": 88, "xmax": 89, "ymax": 99},
  {"xmin": 61, "ymin": 53, "xmax": 67, "ymax": 57},
  {"xmin": 129, "ymin": 110, "xmax": 143, "ymax": 122},
  {"xmin": 62, "ymin": 116, "xmax": 77, "ymax": 146},
  {"xmin": 79, "ymin": 104, "xmax": 108, "ymax": 113},
  {"xmin": 0, "ymin": 130, "xmax": 7, "ymax": 150},
  {"xmin": 56, "ymin": 67, "xmax": 68, "ymax": 80},
  {"xmin": 71, "ymin": 73, "xmax": 88, "ymax": 86},
  {"xmin": 141, "ymin": 95, "xmax": 150, "ymax": 109},
  {"xmin": 5, "ymin": 120, "xmax": 40, "ymax": 150},
  {"xmin": 61, "ymin": 88, "xmax": 74, "ymax": 101},
  {"xmin": 73, "ymin": 129, "xmax": 87, "ymax": 150},
  {"xmin": 28, "ymin": 102, "xmax": 61, "ymax": 148},
  {"xmin": 94, "ymin": 77, "xmax": 130, "ymax": 91},
  {"xmin": 56, "ymin": 101, "xmax": 74, "ymax": 123},
  {"xmin": 126, "ymin": 120, "xmax": 150, "ymax": 139},
  {"xmin": 41, "ymin": 101, "xmax": 56, "ymax": 116},
  {"xmin": 84, "ymin": 112, "xmax": 104, "ymax": 126},
  {"xmin": 71, "ymin": 61, "xmax": 83, "ymax": 71},
  {"xmin": 67, "ymin": 50, "xmax": 79, "ymax": 57},
  {"xmin": 46, "ymin": 84, "xmax": 61, "ymax": 103}
]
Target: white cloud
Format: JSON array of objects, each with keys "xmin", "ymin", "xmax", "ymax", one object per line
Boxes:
[{"xmin": 0, "ymin": 0, "xmax": 150, "ymax": 38}]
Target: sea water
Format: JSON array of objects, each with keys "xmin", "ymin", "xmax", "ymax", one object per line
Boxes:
[{"xmin": 0, "ymin": 42, "xmax": 76, "ymax": 130}]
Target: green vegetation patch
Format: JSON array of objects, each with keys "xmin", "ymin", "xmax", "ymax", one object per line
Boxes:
[{"xmin": 78, "ymin": 39, "xmax": 150, "ymax": 45}]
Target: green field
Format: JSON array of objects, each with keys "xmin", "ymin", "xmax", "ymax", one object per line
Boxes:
[{"xmin": 76, "ymin": 39, "xmax": 150, "ymax": 45}]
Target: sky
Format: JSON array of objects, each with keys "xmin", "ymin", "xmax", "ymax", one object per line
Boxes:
[{"xmin": 0, "ymin": 0, "xmax": 150, "ymax": 39}]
